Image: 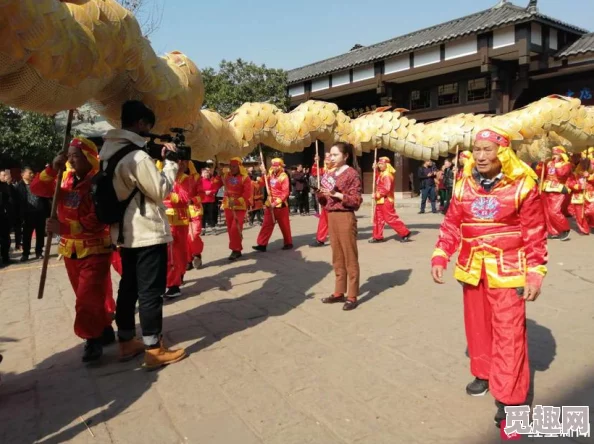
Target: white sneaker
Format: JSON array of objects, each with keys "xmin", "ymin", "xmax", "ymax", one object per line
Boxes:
[{"xmin": 192, "ymin": 255, "xmax": 202, "ymax": 269}]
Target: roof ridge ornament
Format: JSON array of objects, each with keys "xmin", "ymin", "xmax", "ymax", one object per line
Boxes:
[
  {"xmin": 527, "ymin": 0, "xmax": 538, "ymax": 13},
  {"xmin": 493, "ymin": 0, "xmax": 508, "ymax": 9}
]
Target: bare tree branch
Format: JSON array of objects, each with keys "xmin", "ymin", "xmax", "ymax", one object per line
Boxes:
[{"xmin": 116, "ymin": 0, "xmax": 164, "ymax": 37}]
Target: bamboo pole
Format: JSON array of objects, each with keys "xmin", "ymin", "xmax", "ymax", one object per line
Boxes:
[
  {"xmin": 371, "ymin": 149, "xmax": 378, "ymax": 222},
  {"xmin": 315, "ymin": 140, "xmax": 321, "ymax": 214},
  {"xmin": 38, "ymin": 109, "xmax": 74, "ymax": 300},
  {"xmin": 259, "ymin": 146, "xmax": 275, "ymax": 224}
]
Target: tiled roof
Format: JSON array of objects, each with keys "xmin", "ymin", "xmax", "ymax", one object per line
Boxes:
[
  {"xmin": 287, "ymin": 2, "xmax": 588, "ymax": 84},
  {"xmin": 557, "ymin": 33, "xmax": 594, "ymax": 58}
]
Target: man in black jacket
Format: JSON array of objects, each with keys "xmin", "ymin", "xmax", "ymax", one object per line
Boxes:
[
  {"xmin": 0, "ymin": 170, "xmax": 13, "ymax": 266},
  {"xmin": 418, "ymin": 160, "xmax": 438, "ymax": 214},
  {"xmin": 442, "ymin": 159, "xmax": 455, "ymax": 213},
  {"xmin": 15, "ymin": 167, "xmax": 49, "ymax": 261}
]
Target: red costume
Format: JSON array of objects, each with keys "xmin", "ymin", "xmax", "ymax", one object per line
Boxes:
[
  {"xmin": 255, "ymin": 158, "xmax": 293, "ymax": 248},
  {"xmin": 371, "ymin": 157, "xmax": 410, "ymax": 241},
  {"xmin": 314, "ymin": 161, "xmax": 332, "ymax": 244},
  {"xmin": 567, "ymin": 153, "xmax": 594, "ymax": 234},
  {"xmin": 541, "ymin": 146, "xmax": 572, "ymax": 237},
  {"xmin": 186, "ymin": 163, "xmax": 204, "ymax": 265},
  {"xmin": 30, "ymin": 138, "xmax": 115, "ymax": 340},
  {"xmin": 221, "ymin": 158, "xmax": 252, "ymax": 256},
  {"xmin": 163, "ymin": 169, "xmax": 192, "ymax": 289},
  {"xmin": 431, "ymin": 129, "xmax": 548, "ymax": 413}
]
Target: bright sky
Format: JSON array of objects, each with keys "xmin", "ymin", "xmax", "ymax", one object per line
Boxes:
[{"xmin": 147, "ymin": 0, "xmax": 593, "ymax": 71}]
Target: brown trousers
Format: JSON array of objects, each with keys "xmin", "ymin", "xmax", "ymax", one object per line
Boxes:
[{"xmin": 328, "ymin": 211, "xmax": 360, "ymax": 299}]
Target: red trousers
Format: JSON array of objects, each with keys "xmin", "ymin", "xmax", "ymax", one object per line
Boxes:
[
  {"xmin": 542, "ymin": 192, "xmax": 570, "ymax": 235},
  {"xmin": 571, "ymin": 203, "xmax": 594, "ymax": 234},
  {"xmin": 257, "ymin": 206, "xmax": 292, "ymax": 246},
  {"xmin": 463, "ymin": 275, "xmax": 529, "ymax": 405},
  {"xmin": 372, "ymin": 202, "xmax": 411, "ymax": 240},
  {"xmin": 167, "ymin": 225, "xmax": 189, "ymax": 287},
  {"xmin": 111, "ymin": 249, "xmax": 122, "ymax": 276},
  {"xmin": 187, "ymin": 217, "xmax": 204, "ymax": 261},
  {"xmin": 316, "ymin": 208, "xmax": 329, "ymax": 242},
  {"xmin": 64, "ymin": 254, "xmax": 115, "ymax": 340},
  {"xmin": 225, "ymin": 209, "xmax": 246, "ymax": 252}
]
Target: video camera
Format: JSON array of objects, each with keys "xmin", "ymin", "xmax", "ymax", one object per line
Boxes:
[{"xmin": 145, "ymin": 127, "xmax": 192, "ymax": 162}]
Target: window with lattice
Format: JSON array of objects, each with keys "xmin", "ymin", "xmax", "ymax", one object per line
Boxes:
[
  {"xmin": 438, "ymin": 83, "xmax": 460, "ymax": 106},
  {"xmin": 410, "ymin": 89, "xmax": 431, "ymax": 110},
  {"xmin": 467, "ymin": 78, "xmax": 491, "ymax": 102}
]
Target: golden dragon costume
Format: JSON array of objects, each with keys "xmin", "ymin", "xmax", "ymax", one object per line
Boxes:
[{"xmin": 1, "ymin": 0, "xmax": 594, "ymax": 161}]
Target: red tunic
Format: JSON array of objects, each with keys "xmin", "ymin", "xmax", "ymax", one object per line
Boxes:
[
  {"xmin": 188, "ymin": 173, "xmax": 204, "ymax": 219},
  {"xmin": 542, "ymin": 160, "xmax": 572, "ymax": 193},
  {"xmin": 432, "ymin": 173, "xmax": 547, "ymax": 288},
  {"xmin": 263, "ymin": 171, "xmax": 290, "ymax": 207},
  {"xmin": 374, "ymin": 170, "xmax": 395, "ymax": 204},
  {"xmin": 221, "ymin": 173, "xmax": 252, "ymax": 211},
  {"xmin": 30, "ymin": 167, "xmax": 112, "ymax": 259},
  {"xmin": 164, "ymin": 173, "xmax": 192, "ymax": 227},
  {"xmin": 201, "ymin": 177, "xmax": 221, "ymax": 204}
]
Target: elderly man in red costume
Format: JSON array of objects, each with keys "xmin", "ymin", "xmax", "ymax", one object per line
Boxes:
[
  {"xmin": 221, "ymin": 157, "xmax": 252, "ymax": 261},
  {"xmin": 312, "ymin": 152, "xmax": 334, "ymax": 247},
  {"xmin": 430, "ymin": 128, "xmax": 548, "ymax": 429},
  {"xmin": 567, "ymin": 149, "xmax": 594, "ymax": 235},
  {"xmin": 186, "ymin": 161, "xmax": 205, "ymax": 270},
  {"xmin": 369, "ymin": 156, "xmax": 411, "ymax": 243},
  {"xmin": 253, "ymin": 158, "xmax": 293, "ymax": 252},
  {"xmin": 161, "ymin": 159, "xmax": 192, "ymax": 298},
  {"xmin": 31, "ymin": 138, "xmax": 116, "ymax": 363},
  {"xmin": 540, "ymin": 146, "xmax": 572, "ymax": 241}
]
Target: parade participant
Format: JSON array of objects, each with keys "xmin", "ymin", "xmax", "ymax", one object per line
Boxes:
[
  {"xmin": 541, "ymin": 146, "xmax": 572, "ymax": 241},
  {"xmin": 316, "ymin": 143, "xmax": 362, "ymax": 311},
  {"xmin": 160, "ymin": 159, "xmax": 192, "ymax": 298},
  {"xmin": 369, "ymin": 157, "xmax": 411, "ymax": 243},
  {"xmin": 186, "ymin": 161, "xmax": 204, "ymax": 270},
  {"xmin": 430, "ymin": 128, "xmax": 548, "ymax": 429},
  {"xmin": 566, "ymin": 150, "xmax": 594, "ymax": 235},
  {"xmin": 201, "ymin": 167, "xmax": 221, "ymax": 233},
  {"xmin": 249, "ymin": 169, "xmax": 264, "ymax": 226},
  {"xmin": 221, "ymin": 157, "xmax": 252, "ymax": 261},
  {"xmin": 31, "ymin": 138, "xmax": 116, "ymax": 363},
  {"xmin": 312, "ymin": 153, "xmax": 333, "ymax": 247},
  {"xmin": 454, "ymin": 150, "xmax": 472, "ymax": 182},
  {"xmin": 253, "ymin": 158, "xmax": 293, "ymax": 252}
]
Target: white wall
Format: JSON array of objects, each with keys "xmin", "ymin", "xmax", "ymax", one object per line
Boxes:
[
  {"xmin": 445, "ymin": 36, "xmax": 478, "ymax": 60},
  {"xmin": 311, "ymin": 76, "xmax": 330, "ymax": 92},
  {"xmin": 384, "ymin": 55, "xmax": 410, "ymax": 74},
  {"xmin": 288, "ymin": 83, "xmax": 305, "ymax": 97},
  {"xmin": 493, "ymin": 26, "xmax": 515, "ymax": 49},
  {"xmin": 549, "ymin": 28, "xmax": 558, "ymax": 50},
  {"xmin": 352, "ymin": 65, "xmax": 374, "ymax": 82},
  {"xmin": 531, "ymin": 23, "xmax": 542, "ymax": 46},
  {"xmin": 413, "ymin": 47, "xmax": 440, "ymax": 68},
  {"xmin": 332, "ymin": 70, "xmax": 350, "ymax": 87}
]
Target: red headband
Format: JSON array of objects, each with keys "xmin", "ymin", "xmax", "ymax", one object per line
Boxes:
[
  {"xmin": 378, "ymin": 157, "xmax": 390, "ymax": 164},
  {"xmin": 70, "ymin": 138, "xmax": 95, "ymax": 154},
  {"xmin": 552, "ymin": 147, "xmax": 565, "ymax": 155},
  {"xmin": 475, "ymin": 130, "xmax": 510, "ymax": 147},
  {"xmin": 271, "ymin": 160, "xmax": 282, "ymax": 166},
  {"xmin": 229, "ymin": 159, "xmax": 241, "ymax": 166}
]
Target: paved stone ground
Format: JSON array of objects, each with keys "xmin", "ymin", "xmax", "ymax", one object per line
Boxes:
[{"xmin": 0, "ymin": 206, "xmax": 592, "ymax": 444}]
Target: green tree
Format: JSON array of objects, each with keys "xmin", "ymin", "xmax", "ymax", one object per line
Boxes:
[
  {"xmin": 0, "ymin": 105, "xmax": 62, "ymax": 170},
  {"xmin": 202, "ymin": 59, "xmax": 290, "ymax": 158}
]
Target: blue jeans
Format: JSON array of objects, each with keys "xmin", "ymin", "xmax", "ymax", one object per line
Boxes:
[{"xmin": 420, "ymin": 186, "xmax": 437, "ymax": 213}]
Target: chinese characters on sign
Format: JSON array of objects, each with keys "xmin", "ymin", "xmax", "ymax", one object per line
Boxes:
[
  {"xmin": 504, "ymin": 405, "xmax": 590, "ymax": 438},
  {"xmin": 566, "ymin": 87, "xmax": 593, "ymax": 101}
]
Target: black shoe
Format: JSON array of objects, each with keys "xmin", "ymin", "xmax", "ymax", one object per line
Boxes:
[
  {"xmin": 186, "ymin": 262, "xmax": 194, "ymax": 271},
  {"xmin": 400, "ymin": 235, "xmax": 411, "ymax": 243},
  {"xmin": 252, "ymin": 245, "xmax": 267, "ymax": 252},
  {"xmin": 559, "ymin": 231, "xmax": 570, "ymax": 242},
  {"xmin": 229, "ymin": 251, "xmax": 242, "ymax": 261},
  {"xmin": 494, "ymin": 400, "xmax": 508, "ymax": 428},
  {"xmin": 466, "ymin": 377, "xmax": 489, "ymax": 396},
  {"xmin": 101, "ymin": 325, "xmax": 116, "ymax": 346},
  {"xmin": 36, "ymin": 254, "xmax": 44, "ymax": 260},
  {"xmin": 282, "ymin": 244, "xmax": 293, "ymax": 250},
  {"xmin": 164, "ymin": 286, "xmax": 182, "ymax": 299},
  {"xmin": 418, "ymin": 211, "xmax": 425, "ymax": 214},
  {"xmin": 19, "ymin": 255, "xmax": 29, "ymax": 262},
  {"xmin": 82, "ymin": 338, "xmax": 103, "ymax": 363},
  {"xmin": 368, "ymin": 238, "xmax": 385, "ymax": 243},
  {"xmin": 342, "ymin": 299, "xmax": 358, "ymax": 311},
  {"xmin": 310, "ymin": 241, "xmax": 325, "ymax": 247}
]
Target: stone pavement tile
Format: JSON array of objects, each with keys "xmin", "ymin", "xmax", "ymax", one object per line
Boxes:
[
  {"xmin": 175, "ymin": 411, "xmax": 262, "ymax": 444},
  {"xmin": 265, "ymin": 419, "xmax": 345, "ymax": 444},
  {"xmin": 0, "ymin": 387, "xmax": 38, "ymax": 444}
]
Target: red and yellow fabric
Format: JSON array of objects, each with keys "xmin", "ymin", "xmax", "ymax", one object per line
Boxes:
[
  {"xmin": 373, "ymin": 157, "xmax": 396, "ymax": 204},
  {"xmin": 251, "ymin": 178, "xmax": 264, "ymax": 210},
  {"xmin": 567, "ymin": 166, "xmax": 594, "ymax": 234},
  {"xmin": 539, "ymin": 146, "xmax": 572, "ymax": 235},
  {"xmin": 221, "ymin": 158, "xmax": 252, "ymax": 211},
  {"xmin": 187, "ymin": 162, "xmax": 204, "ymax": 219},
  {"xmin": 315, "ymin": 165, "xmax": 335, "ymax": 243},
  {"xmin": 371, "ymin": 157, "xmax": 410, "ymax": 240},
  {"xmin": 542, "ymin": 146, "xmax": 572, "ymax": 193},
  {"xmin": 264, "ymin": 158, "xmax": 290, "ymax": 208}
]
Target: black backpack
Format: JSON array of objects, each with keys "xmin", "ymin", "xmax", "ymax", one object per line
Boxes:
[{"xmin": 91, "ymin": 144, "xmax": 140, "ymax": 244}]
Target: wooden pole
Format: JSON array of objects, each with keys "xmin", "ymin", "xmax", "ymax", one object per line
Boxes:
[
  {"xmin": 38, "ymin": 109, "xmax": 74, "ymax": 300},
  {"xmin": 452, "ymin": 145, "xmax": 460, "ymax": 192},
  {"xmin": 539, "ymin": 157, "xmax": 546, "ymax": 194},
  {"xmin": 315, "ymin": 140, "xmax": 321, "ymax": 214},
  {"xmin": 371, "ymin": 149, "xmax": 378, "ymax": 222},
  {"xmin": 259, "ymin": 146, "xmax": 275, "ymax": 224}
]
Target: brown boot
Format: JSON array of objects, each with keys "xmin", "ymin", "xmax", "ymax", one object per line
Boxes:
[
  {"xmin": 142, "ymin": 340, "xmax": 187, "ymax": 371},
  {"xmin": 118, "ymin": 338, "xmax": 145, "ymax": 362}
]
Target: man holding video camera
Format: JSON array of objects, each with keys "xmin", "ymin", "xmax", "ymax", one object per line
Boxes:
[{"xmin": 99, "ymin": 100, "xmax": 186, "ymax": 370}]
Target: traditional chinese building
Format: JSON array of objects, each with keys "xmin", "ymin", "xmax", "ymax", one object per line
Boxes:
[{"xmin": 285, "ymin": 0, "xmax": 592, "ymax": 197}]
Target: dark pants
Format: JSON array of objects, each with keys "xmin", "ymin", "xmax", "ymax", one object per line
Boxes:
[
  {"xmin": 297, "ymin": 189, "xmax": 309, "ymax": 214},
  {"xmin": 420, "ymin": 186, "xmax": 437, "ymax": 213},
  {"xmin": 249, "ymin": 207, "xmax": 263, "ymax": 224},
  {"xmin": 444, "ymin": 187, "xmax": 453, "ymax": 213},
  {"xmin": 0, "ymin": 217, "xmax": 10, "ymax": 262},
  {"xmin": 13, "ymin": 216, "xmax": 22, "ymax": 248},
  {"xmin": 116, "ymin": 243, "xmax": 167, "ymax": 346},
  {"xmin": 22, "ymin": 213, "xmax": 45, "ymax": 257},
  {"xmin": 203, "ymin": 202, "xmax": 218, "ymax": 228}
]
